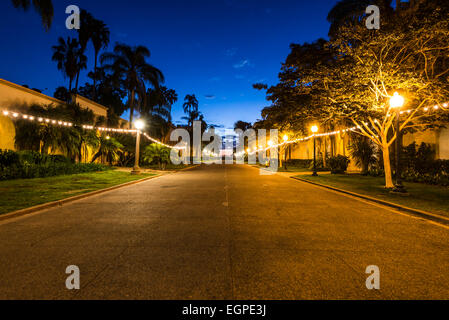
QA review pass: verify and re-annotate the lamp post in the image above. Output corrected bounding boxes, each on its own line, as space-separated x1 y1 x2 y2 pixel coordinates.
311 125 319 176
131 119 145 175
390 92 407 193
282 135 288 170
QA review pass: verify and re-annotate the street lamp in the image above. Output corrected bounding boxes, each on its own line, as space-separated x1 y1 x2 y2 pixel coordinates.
282 135 289 170
131 119 145 175
390 92 407 193
311 125 319 176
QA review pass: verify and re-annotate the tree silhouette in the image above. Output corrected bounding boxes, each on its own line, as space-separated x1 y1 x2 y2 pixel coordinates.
11 0 54 30
101 44 164 127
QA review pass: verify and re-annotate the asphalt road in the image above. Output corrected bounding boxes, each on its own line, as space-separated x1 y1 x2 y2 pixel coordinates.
1 164 449 299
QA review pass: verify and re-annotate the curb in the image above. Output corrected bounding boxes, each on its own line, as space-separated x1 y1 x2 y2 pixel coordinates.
0 174 162 222
177 164 200 171
291 176 449 226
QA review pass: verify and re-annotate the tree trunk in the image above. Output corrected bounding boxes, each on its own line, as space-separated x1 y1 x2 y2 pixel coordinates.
382 144 394 189
362 162 369 176
69 78 73 94
322 138 327 167
91 151 101 163
93 53 98 101
129 89 135 129
75 70 80 95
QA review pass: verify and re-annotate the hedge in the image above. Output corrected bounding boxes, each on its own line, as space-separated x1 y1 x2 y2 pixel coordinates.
0 150 111 181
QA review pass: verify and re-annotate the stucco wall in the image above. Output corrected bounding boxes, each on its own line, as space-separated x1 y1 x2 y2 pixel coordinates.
72 94 108 118
439 128 449 159
0 78 63 108
0 115 15 150
0 79 110 152
288 126 449 171
403 128 449 160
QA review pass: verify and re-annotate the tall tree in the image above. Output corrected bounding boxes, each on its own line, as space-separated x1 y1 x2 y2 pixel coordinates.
11 0 54 30
182 94 199 128
234 121 252 132
101 44 164 127
79 66 127 117
52 37 82 94
75 10 95 94
139 87 178 141
90 18 110 101
53 86 70 102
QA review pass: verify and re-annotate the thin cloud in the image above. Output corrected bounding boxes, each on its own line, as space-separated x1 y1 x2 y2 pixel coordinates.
205 95 216 100
233 59 252 69
225 48 238 57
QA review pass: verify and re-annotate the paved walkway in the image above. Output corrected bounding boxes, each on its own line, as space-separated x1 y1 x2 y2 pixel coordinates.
1 164 449 299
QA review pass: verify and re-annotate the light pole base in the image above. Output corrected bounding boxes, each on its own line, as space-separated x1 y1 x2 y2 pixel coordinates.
312 172 318 177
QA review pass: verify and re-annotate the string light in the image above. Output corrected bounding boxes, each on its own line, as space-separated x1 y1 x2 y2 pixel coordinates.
1 108 184 150
3 99 447 153
248 101 449 155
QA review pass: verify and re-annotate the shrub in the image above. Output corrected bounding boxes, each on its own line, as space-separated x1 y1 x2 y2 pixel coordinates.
0 149 110 181
308 158 330 172
142 144 171 170
348 135 377 175
370 143 449 186
0 150 20 169
328 155 350 174
285 159 313 168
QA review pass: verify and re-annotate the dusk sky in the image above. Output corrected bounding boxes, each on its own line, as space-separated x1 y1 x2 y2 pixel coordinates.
0 0 338 129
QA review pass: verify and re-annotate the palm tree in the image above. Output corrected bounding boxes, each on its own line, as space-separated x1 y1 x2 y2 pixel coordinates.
52 37 82 94
142 143 171 170
91 136 123 165
101 44 164 128
90 18 110 101
348 134 377 175
182 94 199 128
142 87 177 121
75 10 95 94
140 87 177 141
11 0 54 30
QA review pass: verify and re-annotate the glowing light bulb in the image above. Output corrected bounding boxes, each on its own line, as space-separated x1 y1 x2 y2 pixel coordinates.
390 92 405 108
134 119 145 130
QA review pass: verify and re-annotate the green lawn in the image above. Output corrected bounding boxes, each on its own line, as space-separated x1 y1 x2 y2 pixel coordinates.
0 170 155 215
297 173 449 217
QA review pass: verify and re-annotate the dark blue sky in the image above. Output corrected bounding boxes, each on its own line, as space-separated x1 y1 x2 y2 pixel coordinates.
0 0 338 129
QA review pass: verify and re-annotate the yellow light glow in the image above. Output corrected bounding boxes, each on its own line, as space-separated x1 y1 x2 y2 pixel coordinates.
268 140 274 147
134 119 145 130
283 135 288 142
311 125 319 133
390 92 404 108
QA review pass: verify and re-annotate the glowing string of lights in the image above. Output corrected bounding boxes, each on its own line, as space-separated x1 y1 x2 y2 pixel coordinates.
247 101 449 155
1 108 184 150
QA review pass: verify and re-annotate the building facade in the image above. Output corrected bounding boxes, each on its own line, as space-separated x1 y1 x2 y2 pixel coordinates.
0 78 109 151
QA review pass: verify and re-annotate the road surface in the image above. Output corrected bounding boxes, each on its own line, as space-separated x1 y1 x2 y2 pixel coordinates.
1 164 449 299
